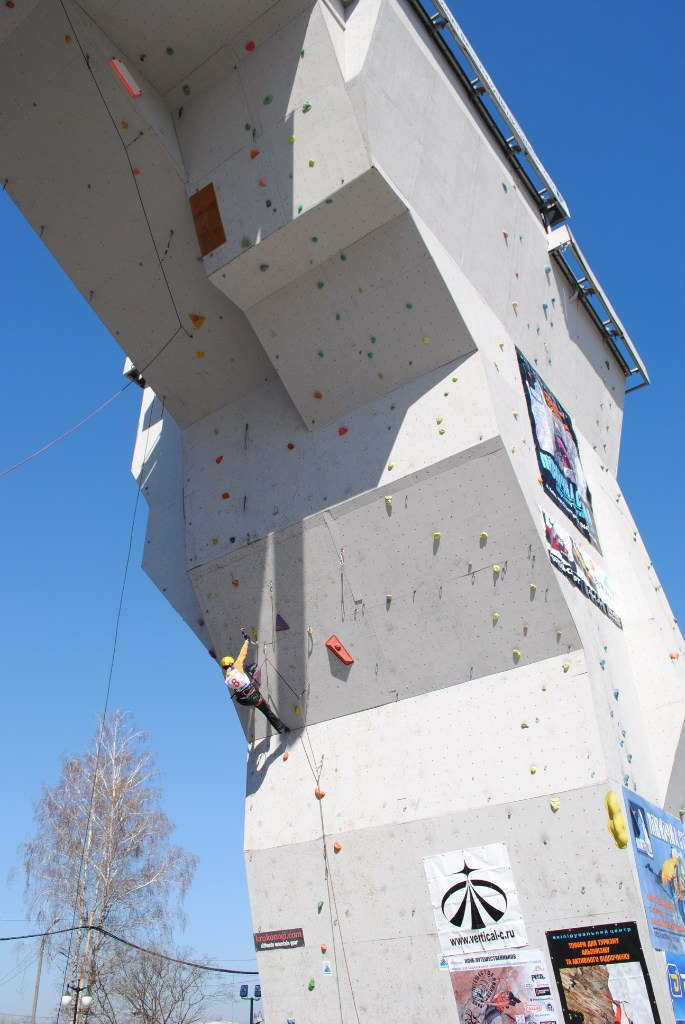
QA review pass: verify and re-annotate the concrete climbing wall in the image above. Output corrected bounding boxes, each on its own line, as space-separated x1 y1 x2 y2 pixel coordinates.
2 0 684 1023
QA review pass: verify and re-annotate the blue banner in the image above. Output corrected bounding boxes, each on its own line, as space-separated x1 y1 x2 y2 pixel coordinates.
666 953 685 1024
623 788 685 954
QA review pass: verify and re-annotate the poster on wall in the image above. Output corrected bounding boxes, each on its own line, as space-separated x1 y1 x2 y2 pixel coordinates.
541 508 622 629
665 953 685 1024
424 843 527 954
546 922 660 1024
446 948 560 1024
517 349 599 550
623 787 685 955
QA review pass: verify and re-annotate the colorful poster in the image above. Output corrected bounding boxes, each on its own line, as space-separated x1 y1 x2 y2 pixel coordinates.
541 508 622 629
424 843 527 954
623 788 685 954
517 349 599 549
446 948 560 1024
546 922 660 1024
665 953 685 1024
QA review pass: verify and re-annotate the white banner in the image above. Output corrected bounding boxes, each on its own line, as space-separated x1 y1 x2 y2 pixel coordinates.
446 948 560 1024
424 843 527 954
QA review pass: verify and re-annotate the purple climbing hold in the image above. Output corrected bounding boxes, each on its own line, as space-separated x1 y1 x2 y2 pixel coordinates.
276 614 290 632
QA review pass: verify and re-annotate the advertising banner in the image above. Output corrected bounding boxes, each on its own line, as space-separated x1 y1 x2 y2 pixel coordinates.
253 927 304 951
623 788 685 954
446 948 560 1024
541 508 622 629
665 953 685 1024
546 922 660 1024
517 349 599 549
424 843 527 955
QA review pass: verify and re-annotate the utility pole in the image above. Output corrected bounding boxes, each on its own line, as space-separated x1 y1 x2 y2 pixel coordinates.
29 933 47 1024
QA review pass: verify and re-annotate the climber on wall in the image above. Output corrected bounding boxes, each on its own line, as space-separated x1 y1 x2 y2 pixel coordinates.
221 630 289 735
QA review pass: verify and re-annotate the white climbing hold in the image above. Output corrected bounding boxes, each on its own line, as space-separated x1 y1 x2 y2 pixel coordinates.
562 662 570 672
493 564 502 574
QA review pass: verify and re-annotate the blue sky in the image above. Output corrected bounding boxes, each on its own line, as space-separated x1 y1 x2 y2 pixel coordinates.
1 3 683 1022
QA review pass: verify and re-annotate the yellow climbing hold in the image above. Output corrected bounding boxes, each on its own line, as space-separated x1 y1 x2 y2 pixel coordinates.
387 462 395 471
189 313 206 329
498 341 504 350
480 531 488 540
550 797 560 813
493 564 502 574
555 629 562 638
530 583 537 592
452 376 458 382
520 721 529 729
422 336 430 345
433 532 441 540
295 705 301 715
606 791 628 849
512 301 519 310
309 159 315 167
492 612 499 624
384 496 393 508
195 350 205 358
438 428 445 435
436 416 443 425
386 594 392 602
289 135 295 144
212 538 219 545
512 649 521 660
530 765 538 774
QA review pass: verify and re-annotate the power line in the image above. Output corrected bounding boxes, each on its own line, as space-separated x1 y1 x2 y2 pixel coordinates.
0 927 257 977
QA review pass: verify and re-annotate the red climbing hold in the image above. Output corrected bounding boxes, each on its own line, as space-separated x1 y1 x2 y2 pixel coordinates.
276 614 289 632
222 492 230 500
208 649 216 659
245 40 256 51
132 168 140 175
216 455 224 464
287 443 295 450
6 2 16 8
338 427 348 436
314 788 325 799
232 580 239 588
325 635 354 666
320 943 327 954
314 392 323 400
258 177 267 187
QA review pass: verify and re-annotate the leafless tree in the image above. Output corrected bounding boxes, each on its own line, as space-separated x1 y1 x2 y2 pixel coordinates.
19 711 198 1011
94 948 216 1024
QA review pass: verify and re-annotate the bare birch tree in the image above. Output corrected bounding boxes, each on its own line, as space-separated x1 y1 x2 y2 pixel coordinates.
19 711 197 1011
95 948 218 1024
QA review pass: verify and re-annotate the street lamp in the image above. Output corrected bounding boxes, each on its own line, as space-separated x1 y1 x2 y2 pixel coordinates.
239 983 261 1024
61 983 92 1024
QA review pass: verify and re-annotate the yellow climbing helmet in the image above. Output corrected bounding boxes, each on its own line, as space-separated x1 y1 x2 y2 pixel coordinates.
221 656 235 668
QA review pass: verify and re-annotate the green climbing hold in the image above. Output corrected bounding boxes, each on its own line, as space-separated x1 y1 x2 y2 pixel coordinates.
340 253 347 261
241 238 251 248
263 94 273 105
335 313 341 320
317 900 324 912
406 303 413 309
308 979 315 991
297 203 303 213
302 101 312 113
367 352 373 359
318 351 324 357
370 336 376 343
311 236 318 243
244 122 251 130
230 537 236 544
182 84 191 95
166 46 174 55
325 198 333 204
300 47 305 56
317 281 325 289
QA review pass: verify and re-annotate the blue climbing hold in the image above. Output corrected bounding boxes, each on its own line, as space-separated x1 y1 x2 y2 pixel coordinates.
276 614 290 632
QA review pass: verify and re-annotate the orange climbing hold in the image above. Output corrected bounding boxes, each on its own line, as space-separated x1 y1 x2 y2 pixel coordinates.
250 149 260 159
671 652 681 660
189 313 206 329
333 841 342 853
258 177 267 187
314 788 325 799
222 492 230 500
283 751 289 761
325 635 354 666
320 943 327 953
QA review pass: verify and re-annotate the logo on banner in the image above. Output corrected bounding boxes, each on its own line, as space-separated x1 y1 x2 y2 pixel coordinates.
668 963 683 999
441 862 508 929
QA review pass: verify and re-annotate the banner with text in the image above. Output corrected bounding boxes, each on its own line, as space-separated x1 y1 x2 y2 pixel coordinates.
546 922 660 1024
446 948 560 1024
624 787 685 955
541 508 622 629
424 843 527 955
665 952 685 1024
518 349 599 549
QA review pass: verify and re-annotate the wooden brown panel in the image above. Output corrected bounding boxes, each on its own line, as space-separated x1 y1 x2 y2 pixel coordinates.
189 183 227 256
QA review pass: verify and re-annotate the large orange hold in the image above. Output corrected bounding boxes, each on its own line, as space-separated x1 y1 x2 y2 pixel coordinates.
325 635 354 666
